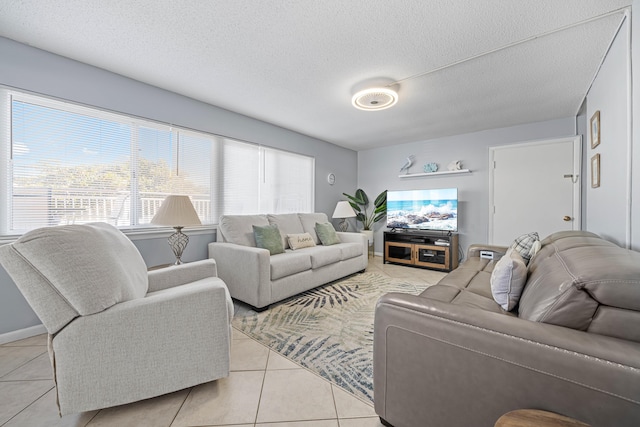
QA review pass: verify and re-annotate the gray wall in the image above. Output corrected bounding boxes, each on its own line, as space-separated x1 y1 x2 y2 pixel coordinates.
584 15 635 249
357 118 576 256
0 37 357 336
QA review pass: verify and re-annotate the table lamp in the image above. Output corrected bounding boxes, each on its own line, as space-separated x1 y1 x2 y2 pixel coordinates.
151 195 202 265
332 200 356 232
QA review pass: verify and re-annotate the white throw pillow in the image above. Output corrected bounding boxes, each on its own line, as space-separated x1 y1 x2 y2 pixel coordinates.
490 248 528 311
287 233 316 250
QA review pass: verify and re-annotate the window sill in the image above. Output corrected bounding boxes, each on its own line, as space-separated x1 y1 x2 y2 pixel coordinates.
0 225 217 245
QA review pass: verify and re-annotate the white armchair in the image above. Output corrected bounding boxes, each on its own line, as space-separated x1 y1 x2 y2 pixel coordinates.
0 222 233 415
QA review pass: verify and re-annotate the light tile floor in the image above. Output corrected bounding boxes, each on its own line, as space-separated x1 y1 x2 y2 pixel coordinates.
0 256 445 426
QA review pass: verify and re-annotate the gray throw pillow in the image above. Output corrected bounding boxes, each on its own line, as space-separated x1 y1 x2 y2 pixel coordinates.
253 224 285 255
490 248 527 311
315 222 341 246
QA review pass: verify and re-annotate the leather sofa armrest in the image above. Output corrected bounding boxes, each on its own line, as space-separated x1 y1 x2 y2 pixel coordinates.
374 293 640 427
208 242 271 308
467 243 509 258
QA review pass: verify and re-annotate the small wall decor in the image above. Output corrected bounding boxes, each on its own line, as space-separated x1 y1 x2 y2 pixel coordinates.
399 155 415 174
447 160 462 171
423 162 438 173
590 110 600 149
591 153 600 188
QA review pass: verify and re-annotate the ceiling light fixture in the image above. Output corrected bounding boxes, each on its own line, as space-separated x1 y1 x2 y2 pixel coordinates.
352 87 398 111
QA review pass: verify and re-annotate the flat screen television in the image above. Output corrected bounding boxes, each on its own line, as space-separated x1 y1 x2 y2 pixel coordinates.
386 188 458 231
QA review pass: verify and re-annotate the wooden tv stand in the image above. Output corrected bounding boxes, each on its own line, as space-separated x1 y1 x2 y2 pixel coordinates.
384 230 458 272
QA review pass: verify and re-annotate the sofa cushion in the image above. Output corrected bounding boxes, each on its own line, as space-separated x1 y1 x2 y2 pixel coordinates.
253 224 285 255
490 248 527 311
287 233 316 250
305 246 342 269
268 213 305 249
315 222 341 246
337 242 364 261
270 251 312 280
219 214 269 247
299 213 329 244
9 222 148 316
420 285 506 314
519 244 640 335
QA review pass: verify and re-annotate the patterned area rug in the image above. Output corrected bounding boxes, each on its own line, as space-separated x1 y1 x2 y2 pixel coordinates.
232 272 431 403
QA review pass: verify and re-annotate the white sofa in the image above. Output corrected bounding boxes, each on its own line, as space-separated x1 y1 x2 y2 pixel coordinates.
209 213 368 309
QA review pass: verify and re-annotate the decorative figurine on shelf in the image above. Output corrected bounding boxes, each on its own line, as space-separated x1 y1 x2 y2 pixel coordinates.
423 162 438 173
447 160 463 171
399 155 415 174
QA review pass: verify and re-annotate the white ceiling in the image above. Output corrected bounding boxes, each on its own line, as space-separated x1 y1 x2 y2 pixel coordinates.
0 0 631 151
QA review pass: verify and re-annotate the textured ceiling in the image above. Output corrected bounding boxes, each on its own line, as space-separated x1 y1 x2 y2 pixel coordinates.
0 0 631 150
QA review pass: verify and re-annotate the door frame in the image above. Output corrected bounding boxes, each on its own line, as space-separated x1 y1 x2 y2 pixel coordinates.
488 136 582 244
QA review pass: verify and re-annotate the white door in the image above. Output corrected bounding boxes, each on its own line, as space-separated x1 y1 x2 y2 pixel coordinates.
489 136 581 246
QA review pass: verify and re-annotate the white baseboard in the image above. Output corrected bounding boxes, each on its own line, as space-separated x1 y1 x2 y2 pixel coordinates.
0 324 47 345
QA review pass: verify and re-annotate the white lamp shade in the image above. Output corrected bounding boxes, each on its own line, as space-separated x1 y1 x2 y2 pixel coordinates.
332 201 356 219
151 195 202 227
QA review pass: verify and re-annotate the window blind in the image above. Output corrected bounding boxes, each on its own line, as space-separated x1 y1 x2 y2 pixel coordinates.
1 88 315 236
10 99 133 232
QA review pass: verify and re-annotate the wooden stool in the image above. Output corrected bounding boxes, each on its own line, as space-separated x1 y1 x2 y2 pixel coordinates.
495 409 591 427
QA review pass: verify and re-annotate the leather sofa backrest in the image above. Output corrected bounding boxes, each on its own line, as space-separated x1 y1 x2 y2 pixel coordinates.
528 230 613 274
519 233 640 342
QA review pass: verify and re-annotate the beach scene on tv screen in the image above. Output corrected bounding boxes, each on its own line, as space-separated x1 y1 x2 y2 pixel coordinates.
387 189 458 231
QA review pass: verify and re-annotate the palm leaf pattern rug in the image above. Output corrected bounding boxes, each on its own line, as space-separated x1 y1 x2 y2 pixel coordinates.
232 272 431 403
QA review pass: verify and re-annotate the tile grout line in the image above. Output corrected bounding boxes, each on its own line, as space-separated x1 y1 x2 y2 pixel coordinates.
252 350 269 426
0 383 54 427
167 386 192 427
0 348 48 380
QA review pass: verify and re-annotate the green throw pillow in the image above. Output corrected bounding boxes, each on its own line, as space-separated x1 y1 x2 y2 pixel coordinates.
315 222 341 246
253 224 285 255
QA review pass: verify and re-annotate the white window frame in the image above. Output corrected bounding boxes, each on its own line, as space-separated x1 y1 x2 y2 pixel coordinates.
0 88 315 238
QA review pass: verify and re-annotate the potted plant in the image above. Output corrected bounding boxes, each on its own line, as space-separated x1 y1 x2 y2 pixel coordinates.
343 189 387 244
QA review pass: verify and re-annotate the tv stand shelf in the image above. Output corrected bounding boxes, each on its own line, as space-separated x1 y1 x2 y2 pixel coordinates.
384 230 458 272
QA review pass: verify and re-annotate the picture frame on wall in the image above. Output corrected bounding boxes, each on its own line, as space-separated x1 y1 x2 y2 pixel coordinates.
591 153 600 188
590 110 600 149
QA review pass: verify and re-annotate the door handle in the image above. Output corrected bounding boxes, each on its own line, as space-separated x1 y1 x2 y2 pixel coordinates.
563 216 572 222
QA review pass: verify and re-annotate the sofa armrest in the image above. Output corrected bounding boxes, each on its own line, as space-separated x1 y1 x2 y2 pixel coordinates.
147 259 218 293
374 293 640 427
208 242 271 308
336 231 368 251
467 243 509 258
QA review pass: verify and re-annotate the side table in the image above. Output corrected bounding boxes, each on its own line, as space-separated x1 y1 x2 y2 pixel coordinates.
495 409 591 427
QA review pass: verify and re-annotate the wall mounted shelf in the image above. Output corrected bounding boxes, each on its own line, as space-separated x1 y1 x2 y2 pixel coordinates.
398 169 471 179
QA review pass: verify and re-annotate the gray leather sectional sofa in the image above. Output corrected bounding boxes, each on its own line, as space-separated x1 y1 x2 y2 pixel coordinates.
374 230 640 427
209 212 368 309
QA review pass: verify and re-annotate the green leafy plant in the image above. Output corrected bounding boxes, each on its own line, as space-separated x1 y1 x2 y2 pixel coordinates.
343 189 387 230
